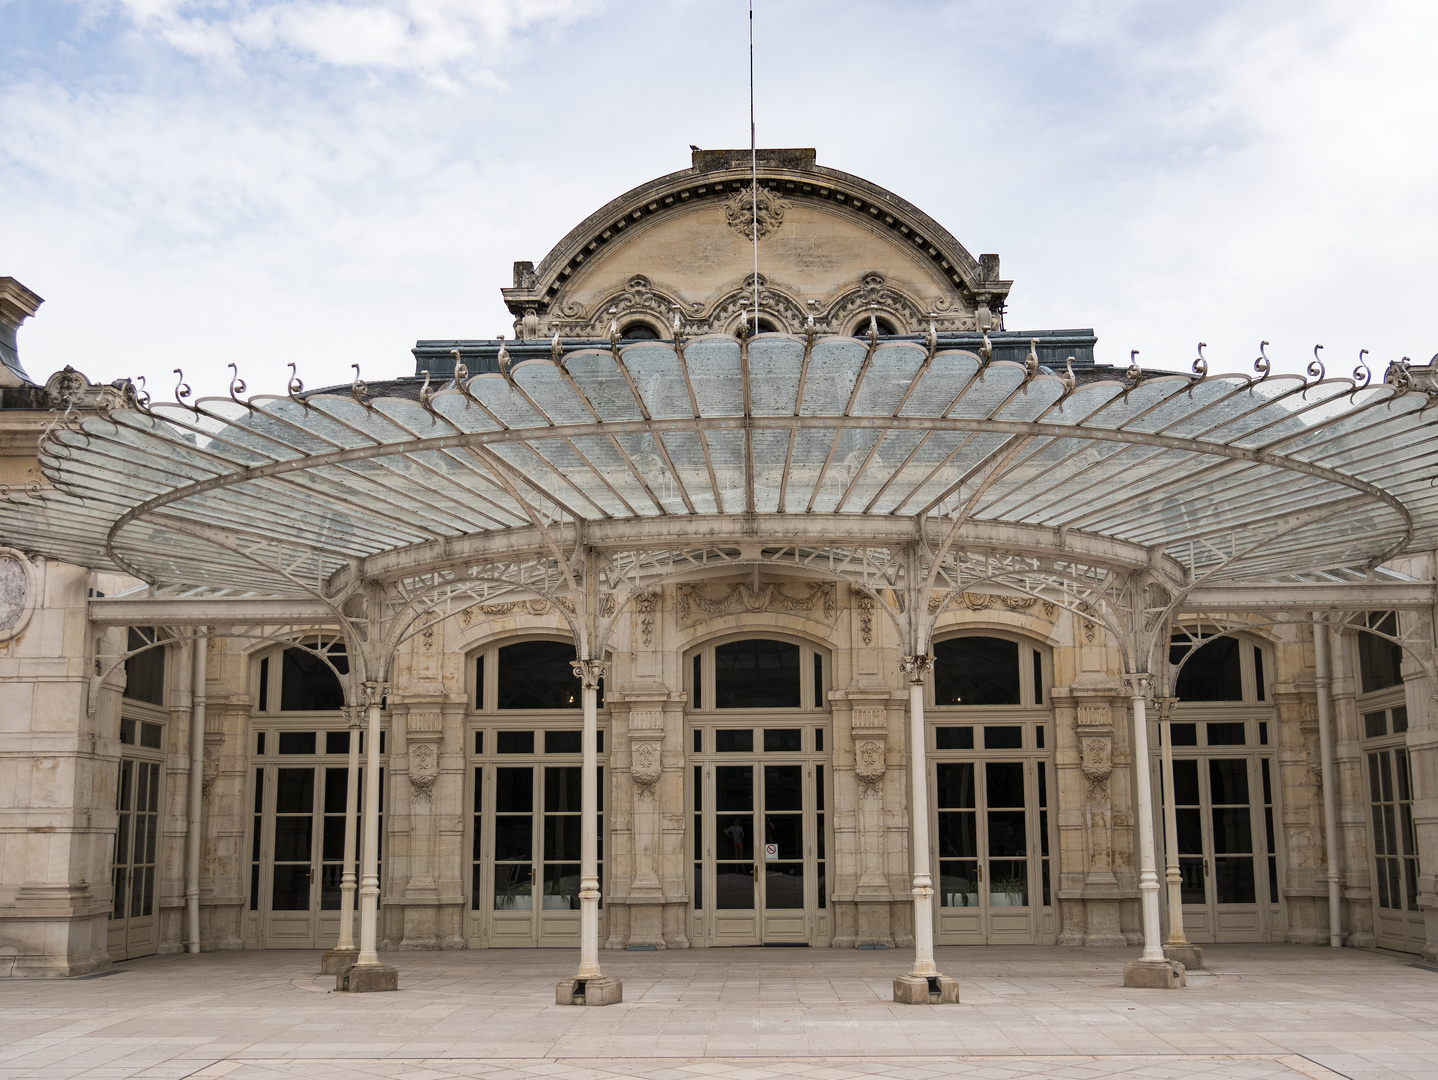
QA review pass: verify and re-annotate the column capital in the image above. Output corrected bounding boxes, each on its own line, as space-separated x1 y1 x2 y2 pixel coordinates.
900 654 933 684
571 658 609 688
1153 695 1177 721
1120 672 1152 698
359 681 390 708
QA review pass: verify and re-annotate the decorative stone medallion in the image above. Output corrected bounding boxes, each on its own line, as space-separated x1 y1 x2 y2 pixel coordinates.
0 548 34 641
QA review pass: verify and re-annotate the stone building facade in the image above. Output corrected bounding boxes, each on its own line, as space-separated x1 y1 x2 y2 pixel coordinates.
1 151 1436 978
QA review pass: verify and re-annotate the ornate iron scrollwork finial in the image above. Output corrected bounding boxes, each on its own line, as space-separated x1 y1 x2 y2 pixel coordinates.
496 335 513 382
227 364 246 405
1024 338 1039 378
286 361 304 398
925 313 938 363
173 369 191 407
1308 344 1326 381
1127 350 1143 382
1254 340 1271 379
979 324 992 363
1353 348 1372 389
350 363 369 407
672 305 685 347
1062 356 1076 391
1193 342 1208 377
418 368 435 410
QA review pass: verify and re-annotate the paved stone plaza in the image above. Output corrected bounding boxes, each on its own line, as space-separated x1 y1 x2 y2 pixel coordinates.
1 945 1435 1080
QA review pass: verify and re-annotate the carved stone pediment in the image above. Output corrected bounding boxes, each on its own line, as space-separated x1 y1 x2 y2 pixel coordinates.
676 581 835 627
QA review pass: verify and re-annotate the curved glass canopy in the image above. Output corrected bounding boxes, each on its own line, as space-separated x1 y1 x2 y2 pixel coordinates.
4 336 1436 596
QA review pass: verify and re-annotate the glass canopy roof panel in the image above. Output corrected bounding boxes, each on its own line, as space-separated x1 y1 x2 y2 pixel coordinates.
746 336 804 416
808 428 882 513
619 343 696 420
431 389 505 433
799 339 867 415
658 430 721 514
851 343 927 416
469 372 552 427
304 395 422 446
483 439 617 519
893 431 1017 515
781 428 840 512
682 337 744 417
702 429 747 514
611 433 687 515
1044 382 1127 427
899 352 980 417
1082 377 1194 431
749 428 793 513
992 377 1066 423
565 434 658 515
867 430 972 516
945 362 1027 420
841 429 930 514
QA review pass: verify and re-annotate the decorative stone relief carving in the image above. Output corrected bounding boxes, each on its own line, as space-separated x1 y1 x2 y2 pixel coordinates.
458 596 571 625
855 592 875 646
929 590 1052 617
408 742 438 802
630 740 662 800
854 739 886 799
1079 736 1113 800
0 547 38 642
676 581 835 627
632 589 660 646
720 185 788 240
200 745 220 800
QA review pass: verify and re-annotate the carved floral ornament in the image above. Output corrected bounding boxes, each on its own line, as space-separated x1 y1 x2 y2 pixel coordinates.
720 184 789 241
676 581 836 627
853 739 886 799
408 742 439 801
630 740 662 800
928 590 1058 621
1079 736 1113 801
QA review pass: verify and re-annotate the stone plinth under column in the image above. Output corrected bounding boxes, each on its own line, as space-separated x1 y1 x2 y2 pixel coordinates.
336 963 399 992
320 947 359 975
892 973 960 1004
1163 944 1203 970
1122 958 1186 988
556 976 623 1005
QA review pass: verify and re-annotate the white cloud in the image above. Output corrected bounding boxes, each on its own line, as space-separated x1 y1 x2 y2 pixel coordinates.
106 0 597 69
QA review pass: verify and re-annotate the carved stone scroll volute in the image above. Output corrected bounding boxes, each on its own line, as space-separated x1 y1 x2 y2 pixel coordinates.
854 739 886 799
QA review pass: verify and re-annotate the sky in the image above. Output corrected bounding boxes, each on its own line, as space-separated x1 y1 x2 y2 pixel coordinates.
1 0 1435 398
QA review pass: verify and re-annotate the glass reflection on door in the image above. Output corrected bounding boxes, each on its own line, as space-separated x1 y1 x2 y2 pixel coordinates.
715 765 754 909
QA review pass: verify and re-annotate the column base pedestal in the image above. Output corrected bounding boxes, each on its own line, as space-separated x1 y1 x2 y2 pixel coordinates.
320 947 359 975
1162 944 1203 970
892 973 960 1004
337 963 399 992
1122 959 1186 989
556 975 623 1006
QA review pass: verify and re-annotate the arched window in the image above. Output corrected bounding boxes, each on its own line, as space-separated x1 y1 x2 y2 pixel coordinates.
253 642 348 713
852 315 898 337
123 627 166 706
620 322 660 340
688 637 827 711
471 639 602 711
1169 632 1266 703
933 635 1046 707
1358 612 1404 694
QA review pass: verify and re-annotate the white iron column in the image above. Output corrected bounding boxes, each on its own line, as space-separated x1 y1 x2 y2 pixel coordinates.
1156 695 1197 965
356 681 386 967
338 705 363 951
575 658 608 979
903 654 937 979
185 633 206 954
1125 674 1166 962
1313 618 1344 946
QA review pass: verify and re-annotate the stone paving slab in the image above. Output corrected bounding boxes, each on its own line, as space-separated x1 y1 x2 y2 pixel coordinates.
0 945 1435 1080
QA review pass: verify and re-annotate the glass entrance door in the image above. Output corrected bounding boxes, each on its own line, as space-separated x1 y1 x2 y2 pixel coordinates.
246 729 377 949
1365 734 1425 952
1171 756 1270 941
933 756 1051 944
692 728 826 946
473 763 603 947
108 758 161 960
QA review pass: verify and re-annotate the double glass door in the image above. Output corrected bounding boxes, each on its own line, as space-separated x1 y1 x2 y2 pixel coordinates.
933 755 1052 944
247 750 376 948
108 757 161 960
691 741 827 945
1169 755 1275 941
1364 717 1425 952
472 763 602 947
